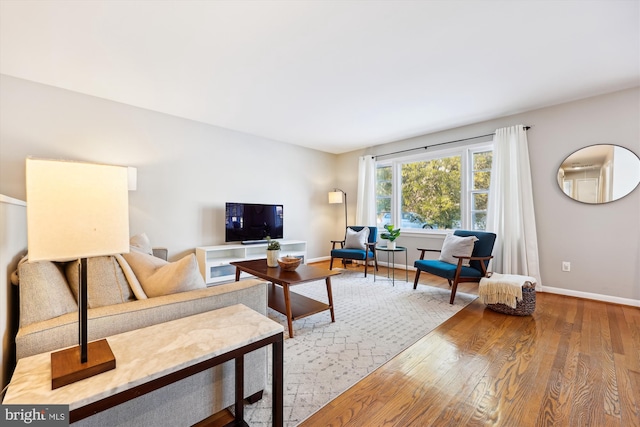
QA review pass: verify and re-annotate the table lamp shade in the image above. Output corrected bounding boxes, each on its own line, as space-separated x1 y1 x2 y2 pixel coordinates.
26 158 130 262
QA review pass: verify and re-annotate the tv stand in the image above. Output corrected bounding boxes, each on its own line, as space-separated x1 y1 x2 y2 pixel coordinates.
196 240 307 285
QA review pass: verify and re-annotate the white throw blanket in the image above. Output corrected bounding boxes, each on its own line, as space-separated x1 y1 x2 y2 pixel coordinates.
478 273 537 309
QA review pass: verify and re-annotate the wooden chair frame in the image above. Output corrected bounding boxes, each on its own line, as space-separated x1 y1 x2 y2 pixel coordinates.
413 248 493 304
330 239 378 277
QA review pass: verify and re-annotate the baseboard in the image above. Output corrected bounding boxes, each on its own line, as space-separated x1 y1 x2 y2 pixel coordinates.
308 256 331 263
310 256 640 308
538 285 640 307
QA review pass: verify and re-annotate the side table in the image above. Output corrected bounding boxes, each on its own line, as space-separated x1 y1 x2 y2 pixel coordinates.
375 246 408 285
3 304 284 426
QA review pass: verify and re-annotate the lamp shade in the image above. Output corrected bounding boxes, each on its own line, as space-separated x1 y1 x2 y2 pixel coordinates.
26 158 130 262
328 191 344 204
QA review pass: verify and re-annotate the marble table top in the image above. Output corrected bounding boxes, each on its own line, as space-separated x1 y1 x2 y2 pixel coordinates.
3 304 284 410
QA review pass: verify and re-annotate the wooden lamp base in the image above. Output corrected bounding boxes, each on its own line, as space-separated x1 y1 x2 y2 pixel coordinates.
51 339 116 389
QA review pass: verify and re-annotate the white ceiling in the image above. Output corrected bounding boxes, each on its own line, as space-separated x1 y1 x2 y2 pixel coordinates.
1 1 638 154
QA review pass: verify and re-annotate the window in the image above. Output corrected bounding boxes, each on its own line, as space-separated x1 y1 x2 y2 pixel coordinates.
376 165 392 226
376 143 492 232
470 150 492 230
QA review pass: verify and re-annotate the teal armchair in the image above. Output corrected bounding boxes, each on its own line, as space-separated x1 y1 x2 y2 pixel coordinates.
330 226 378 277
413 230 496 304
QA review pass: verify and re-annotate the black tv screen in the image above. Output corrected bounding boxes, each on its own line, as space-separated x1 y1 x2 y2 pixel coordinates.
225 202 284 243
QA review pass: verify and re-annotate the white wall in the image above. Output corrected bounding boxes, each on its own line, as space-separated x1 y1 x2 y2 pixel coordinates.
0 74 340 261
0 195 27 389
342 87 640 303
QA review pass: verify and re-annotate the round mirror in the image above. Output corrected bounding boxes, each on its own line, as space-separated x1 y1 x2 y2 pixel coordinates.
557 144 640 204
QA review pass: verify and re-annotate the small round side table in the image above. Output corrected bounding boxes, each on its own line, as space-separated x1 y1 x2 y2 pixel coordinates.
374 246 408 285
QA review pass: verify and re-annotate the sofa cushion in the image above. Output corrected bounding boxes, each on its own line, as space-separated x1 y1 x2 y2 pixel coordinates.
18 259 77 327
66 256 135 308
122 250 206 297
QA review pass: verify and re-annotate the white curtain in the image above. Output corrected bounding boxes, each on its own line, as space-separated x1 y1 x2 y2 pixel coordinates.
487 125 542 285
355 156 377 226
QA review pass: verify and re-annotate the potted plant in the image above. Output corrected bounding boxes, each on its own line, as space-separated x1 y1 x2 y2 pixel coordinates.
380 224 401 249
266 236 281 267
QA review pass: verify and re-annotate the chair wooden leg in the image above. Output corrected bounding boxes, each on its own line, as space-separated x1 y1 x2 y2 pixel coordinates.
413 270 421 289
450 267 463 304
329 258 334 270
364 259 368 277
450 280 458 304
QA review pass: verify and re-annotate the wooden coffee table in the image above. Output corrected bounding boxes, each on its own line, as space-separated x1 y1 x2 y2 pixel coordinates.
231 259 341 337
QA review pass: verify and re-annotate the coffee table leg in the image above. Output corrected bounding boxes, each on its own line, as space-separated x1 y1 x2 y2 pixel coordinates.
326 277 335 323
234 266 241 282
282 284 294 338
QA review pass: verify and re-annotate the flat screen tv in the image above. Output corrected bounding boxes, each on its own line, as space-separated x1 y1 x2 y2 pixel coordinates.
225 202 284 243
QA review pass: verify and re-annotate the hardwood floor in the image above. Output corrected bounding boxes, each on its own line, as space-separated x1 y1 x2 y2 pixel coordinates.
299 261 640 427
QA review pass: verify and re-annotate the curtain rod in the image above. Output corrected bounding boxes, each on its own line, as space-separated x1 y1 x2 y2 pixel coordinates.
374 126 530 159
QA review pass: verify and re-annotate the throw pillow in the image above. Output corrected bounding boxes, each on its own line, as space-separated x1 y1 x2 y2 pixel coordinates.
17 259 77 327
66 256 135 308
344 227 370 250
114 253 148 300
439 233 478 266
122 250 206 298
130 233 154 255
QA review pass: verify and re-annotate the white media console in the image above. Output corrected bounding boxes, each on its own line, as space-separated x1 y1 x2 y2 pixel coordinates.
196 240 307 285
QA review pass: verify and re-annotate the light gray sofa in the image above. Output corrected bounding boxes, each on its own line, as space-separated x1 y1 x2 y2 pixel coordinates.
14 246 268 426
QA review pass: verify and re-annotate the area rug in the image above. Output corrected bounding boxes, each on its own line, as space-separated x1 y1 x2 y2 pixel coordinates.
242 269 476 426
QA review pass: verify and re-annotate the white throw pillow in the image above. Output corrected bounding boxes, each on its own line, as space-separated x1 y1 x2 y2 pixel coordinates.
439 234 478 266
344 227 370 250
114 253 148 300
122 250 206 298
130 233 154 255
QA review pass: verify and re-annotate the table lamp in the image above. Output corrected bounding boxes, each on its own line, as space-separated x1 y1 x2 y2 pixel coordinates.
26 158 130 389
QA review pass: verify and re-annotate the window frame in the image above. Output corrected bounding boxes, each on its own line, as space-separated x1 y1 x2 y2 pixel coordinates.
468 148 493 231
376 141 494 235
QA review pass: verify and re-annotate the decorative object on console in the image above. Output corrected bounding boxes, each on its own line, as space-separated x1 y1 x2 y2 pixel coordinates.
328 188 348 232
266 237 281 267
26 158 130 389
277 256 301 271
380 224 401 250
